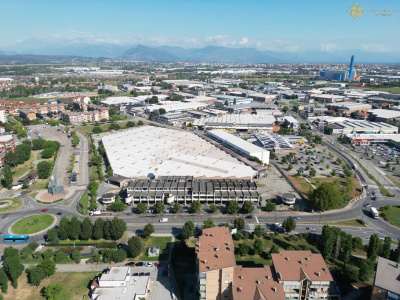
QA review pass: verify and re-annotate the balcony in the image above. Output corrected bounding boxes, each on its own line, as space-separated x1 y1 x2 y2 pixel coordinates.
200 279 206 285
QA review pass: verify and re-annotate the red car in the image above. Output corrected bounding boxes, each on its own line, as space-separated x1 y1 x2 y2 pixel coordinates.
41 209 48 212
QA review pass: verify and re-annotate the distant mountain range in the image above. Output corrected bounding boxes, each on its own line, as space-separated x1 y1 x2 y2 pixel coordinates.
1 43 400 64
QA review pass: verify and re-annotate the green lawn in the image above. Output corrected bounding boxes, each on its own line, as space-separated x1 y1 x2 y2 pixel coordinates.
12 151 35 179
138 236 172 261
380 206 400 228
11 214 55 234
76 121 131 135
77 190 89 215
361 87 400 94
3 271 99 300
0 198 23 213
306 219 366 227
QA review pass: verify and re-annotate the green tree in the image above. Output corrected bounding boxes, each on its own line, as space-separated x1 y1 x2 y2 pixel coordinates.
143 223 154 238
1 165 13 189
103 219 111 240
42 147 55 158
46 228 58 242
28 267 43 287
92 218 104 240
319 225 335 260
254 225 264 237
359 259 374 282
343 265 359 282
136 202 147 214
54 251 67 263
59 217 70 240
331 169 337 176
309 169 317 177
41 249 53 260
282 216 296 233
109 123 120 131
190 201 201 213
234 217 245 231
282 106 289 113
288 164 293 171
254 239 263 255
110 217 127 240
42 283 62 300
128 236 142 258
32 138 46 150
210 204 218 213
154 202 165 213
238 243 249 256
37 161 52 179
203 218 215 229
138 120 144 126
71 250 81 263
68 216 81 240
108 202 127 212
381 236 392 259
72 135 80 147
226 201 239 214
173 202 182 213
352 237 364 250
0 268 8 293
242 201 254 214
367 234 381 261
126 121 136 128
92 126 103 134
309 182 341 211
181 222 195 240
80 217 93 240
265 201 276 212
39 259 56 278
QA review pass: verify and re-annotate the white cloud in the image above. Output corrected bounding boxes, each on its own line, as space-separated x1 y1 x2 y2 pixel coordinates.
361 44 391 52
239 37 249 45
320 44 339 52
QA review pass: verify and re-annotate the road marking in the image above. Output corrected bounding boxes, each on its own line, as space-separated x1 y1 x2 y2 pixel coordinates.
255 216 259 224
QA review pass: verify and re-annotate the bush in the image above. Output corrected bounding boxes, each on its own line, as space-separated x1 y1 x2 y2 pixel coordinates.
265 201 276 212
55 251 67 263
108 202 127 212
95 241 117 249
356 219 365 225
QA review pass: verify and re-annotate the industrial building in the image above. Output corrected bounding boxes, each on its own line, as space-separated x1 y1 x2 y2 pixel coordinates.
207 130 269 165
332 120 398 135
126 177 259 205
368 109 400 122
193 114 276 132
311 94 345 103
145 101 206 113
211 94 253 107
101 126 257 179
254 133 294 151
326 102 372 114
345 133 400 146
319 55 356 81
226 102 278 114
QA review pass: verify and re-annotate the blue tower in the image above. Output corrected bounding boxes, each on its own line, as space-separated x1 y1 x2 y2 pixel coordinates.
348 55 355 81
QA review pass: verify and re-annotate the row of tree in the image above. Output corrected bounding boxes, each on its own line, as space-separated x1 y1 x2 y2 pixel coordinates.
50 216 127 242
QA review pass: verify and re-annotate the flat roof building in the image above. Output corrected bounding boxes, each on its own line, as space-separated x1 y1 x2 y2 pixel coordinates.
101 126 257 179
335 120 398 135
369 109 400 122
371 257 400 300
254 133 294 151
193 114 276 132
207 130 269 165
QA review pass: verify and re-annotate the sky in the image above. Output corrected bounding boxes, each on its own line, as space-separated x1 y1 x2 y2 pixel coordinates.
1 0 399 53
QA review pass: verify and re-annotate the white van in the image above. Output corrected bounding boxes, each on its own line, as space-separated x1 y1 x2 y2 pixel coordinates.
159 218 168 223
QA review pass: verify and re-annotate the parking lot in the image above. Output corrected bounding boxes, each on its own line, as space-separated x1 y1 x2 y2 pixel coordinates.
353 144 400 173
128 263 176 300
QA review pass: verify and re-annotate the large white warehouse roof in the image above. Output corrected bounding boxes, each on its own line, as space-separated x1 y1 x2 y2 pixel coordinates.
101 126 256 179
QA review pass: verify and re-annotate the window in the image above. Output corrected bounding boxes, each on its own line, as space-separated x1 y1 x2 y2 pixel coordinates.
225 274 229 278
224 281 229 284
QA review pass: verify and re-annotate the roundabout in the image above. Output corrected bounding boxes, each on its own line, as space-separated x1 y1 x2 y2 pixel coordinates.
9 214 57 235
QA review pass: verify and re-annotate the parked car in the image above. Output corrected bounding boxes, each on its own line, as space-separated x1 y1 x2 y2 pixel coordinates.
306 227 316 231
41 209 48 213
155 262 163 267
364 203 371 207
125 262 136 267
294 216 301 220
145 262 153 267
57 212 62 215
136 262 144 267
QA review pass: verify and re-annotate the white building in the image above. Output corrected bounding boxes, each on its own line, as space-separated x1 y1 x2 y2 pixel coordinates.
91 267 149 300
207 130 269 165
0 110 6 123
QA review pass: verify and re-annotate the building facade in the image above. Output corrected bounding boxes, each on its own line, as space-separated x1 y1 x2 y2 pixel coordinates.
0 135 15 166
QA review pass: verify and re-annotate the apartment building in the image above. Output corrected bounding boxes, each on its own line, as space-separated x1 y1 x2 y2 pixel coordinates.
196 227 237 300
126 177 259 205
19 108 37 120
371 257 400 300
271 250 334 300
196 227 286 300
0 135 15 166
0 109 6 123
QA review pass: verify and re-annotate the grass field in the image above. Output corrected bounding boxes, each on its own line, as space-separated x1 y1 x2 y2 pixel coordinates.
77 190 89 215
2 271 99 300
138 236 172 261
380 206 400 228
0 198 23 213
360 87 400 94
11 214 55 234
289 176 362 200
12 151 35 179
305 219 366 227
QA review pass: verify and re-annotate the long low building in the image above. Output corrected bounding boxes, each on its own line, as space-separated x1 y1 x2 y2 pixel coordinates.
126 177 259 205
207 130 269 164
333 120 398 135
101 126 257 179
193 114 276 132
345 133 400 146
255 133 294 151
